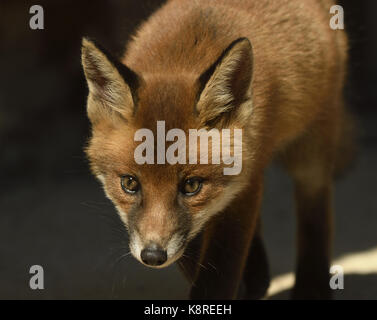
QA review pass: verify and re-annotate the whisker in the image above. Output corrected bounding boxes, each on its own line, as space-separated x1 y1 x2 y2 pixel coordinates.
109 250 132 299
207 262 217 271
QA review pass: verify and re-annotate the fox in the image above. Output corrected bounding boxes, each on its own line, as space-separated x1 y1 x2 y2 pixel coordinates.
81 0 354 299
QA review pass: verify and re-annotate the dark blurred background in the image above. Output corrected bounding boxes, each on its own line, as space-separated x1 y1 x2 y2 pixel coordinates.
0 1 376 299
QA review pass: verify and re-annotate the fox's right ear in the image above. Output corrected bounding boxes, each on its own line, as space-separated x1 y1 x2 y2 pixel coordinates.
81 38 139 124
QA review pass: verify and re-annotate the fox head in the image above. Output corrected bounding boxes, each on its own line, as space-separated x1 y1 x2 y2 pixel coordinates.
81 37 255 268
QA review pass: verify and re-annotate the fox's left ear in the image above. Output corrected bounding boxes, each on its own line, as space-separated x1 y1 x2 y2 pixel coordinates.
81 38 139 124
197 38 253 126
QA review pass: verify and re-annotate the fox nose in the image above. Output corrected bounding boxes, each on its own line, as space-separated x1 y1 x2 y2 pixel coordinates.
140 244 167 266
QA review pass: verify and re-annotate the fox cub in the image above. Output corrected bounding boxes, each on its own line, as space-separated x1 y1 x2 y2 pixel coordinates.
82 0 353 299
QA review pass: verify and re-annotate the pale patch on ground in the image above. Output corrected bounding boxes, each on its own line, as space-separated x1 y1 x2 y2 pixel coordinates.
268 246 377 298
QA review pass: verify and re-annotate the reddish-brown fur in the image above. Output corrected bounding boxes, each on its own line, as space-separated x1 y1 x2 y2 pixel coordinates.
82 0 353 299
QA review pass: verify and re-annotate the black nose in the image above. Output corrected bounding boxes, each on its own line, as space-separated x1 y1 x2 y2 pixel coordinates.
140 244 167 266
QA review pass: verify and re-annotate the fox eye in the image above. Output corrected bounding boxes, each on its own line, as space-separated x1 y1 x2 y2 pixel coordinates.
121 175 140 194
180 177 203 196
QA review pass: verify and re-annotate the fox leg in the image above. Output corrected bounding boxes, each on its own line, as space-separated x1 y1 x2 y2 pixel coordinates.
242 217 270 299
292 177 333 299
179 178 263 300
280 117 340 299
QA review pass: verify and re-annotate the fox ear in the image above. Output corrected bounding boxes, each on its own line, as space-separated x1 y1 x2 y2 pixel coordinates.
81 38 139 124
197 38 253 126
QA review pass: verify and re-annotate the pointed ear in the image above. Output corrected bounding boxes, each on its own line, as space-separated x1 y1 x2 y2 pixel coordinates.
81 38 139 124
197 38 253 126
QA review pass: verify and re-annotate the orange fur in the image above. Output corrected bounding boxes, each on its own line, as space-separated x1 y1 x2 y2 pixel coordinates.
82 0 352 299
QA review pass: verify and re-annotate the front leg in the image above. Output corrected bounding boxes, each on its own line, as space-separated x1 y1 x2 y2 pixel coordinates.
187 179 263 300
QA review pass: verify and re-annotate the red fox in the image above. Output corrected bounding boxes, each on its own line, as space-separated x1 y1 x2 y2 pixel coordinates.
81 0 354 299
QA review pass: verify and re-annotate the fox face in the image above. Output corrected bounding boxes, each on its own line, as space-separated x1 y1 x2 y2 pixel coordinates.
82 37 255 268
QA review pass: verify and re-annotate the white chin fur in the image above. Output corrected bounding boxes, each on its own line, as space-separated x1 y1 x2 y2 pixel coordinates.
129 232 185 269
